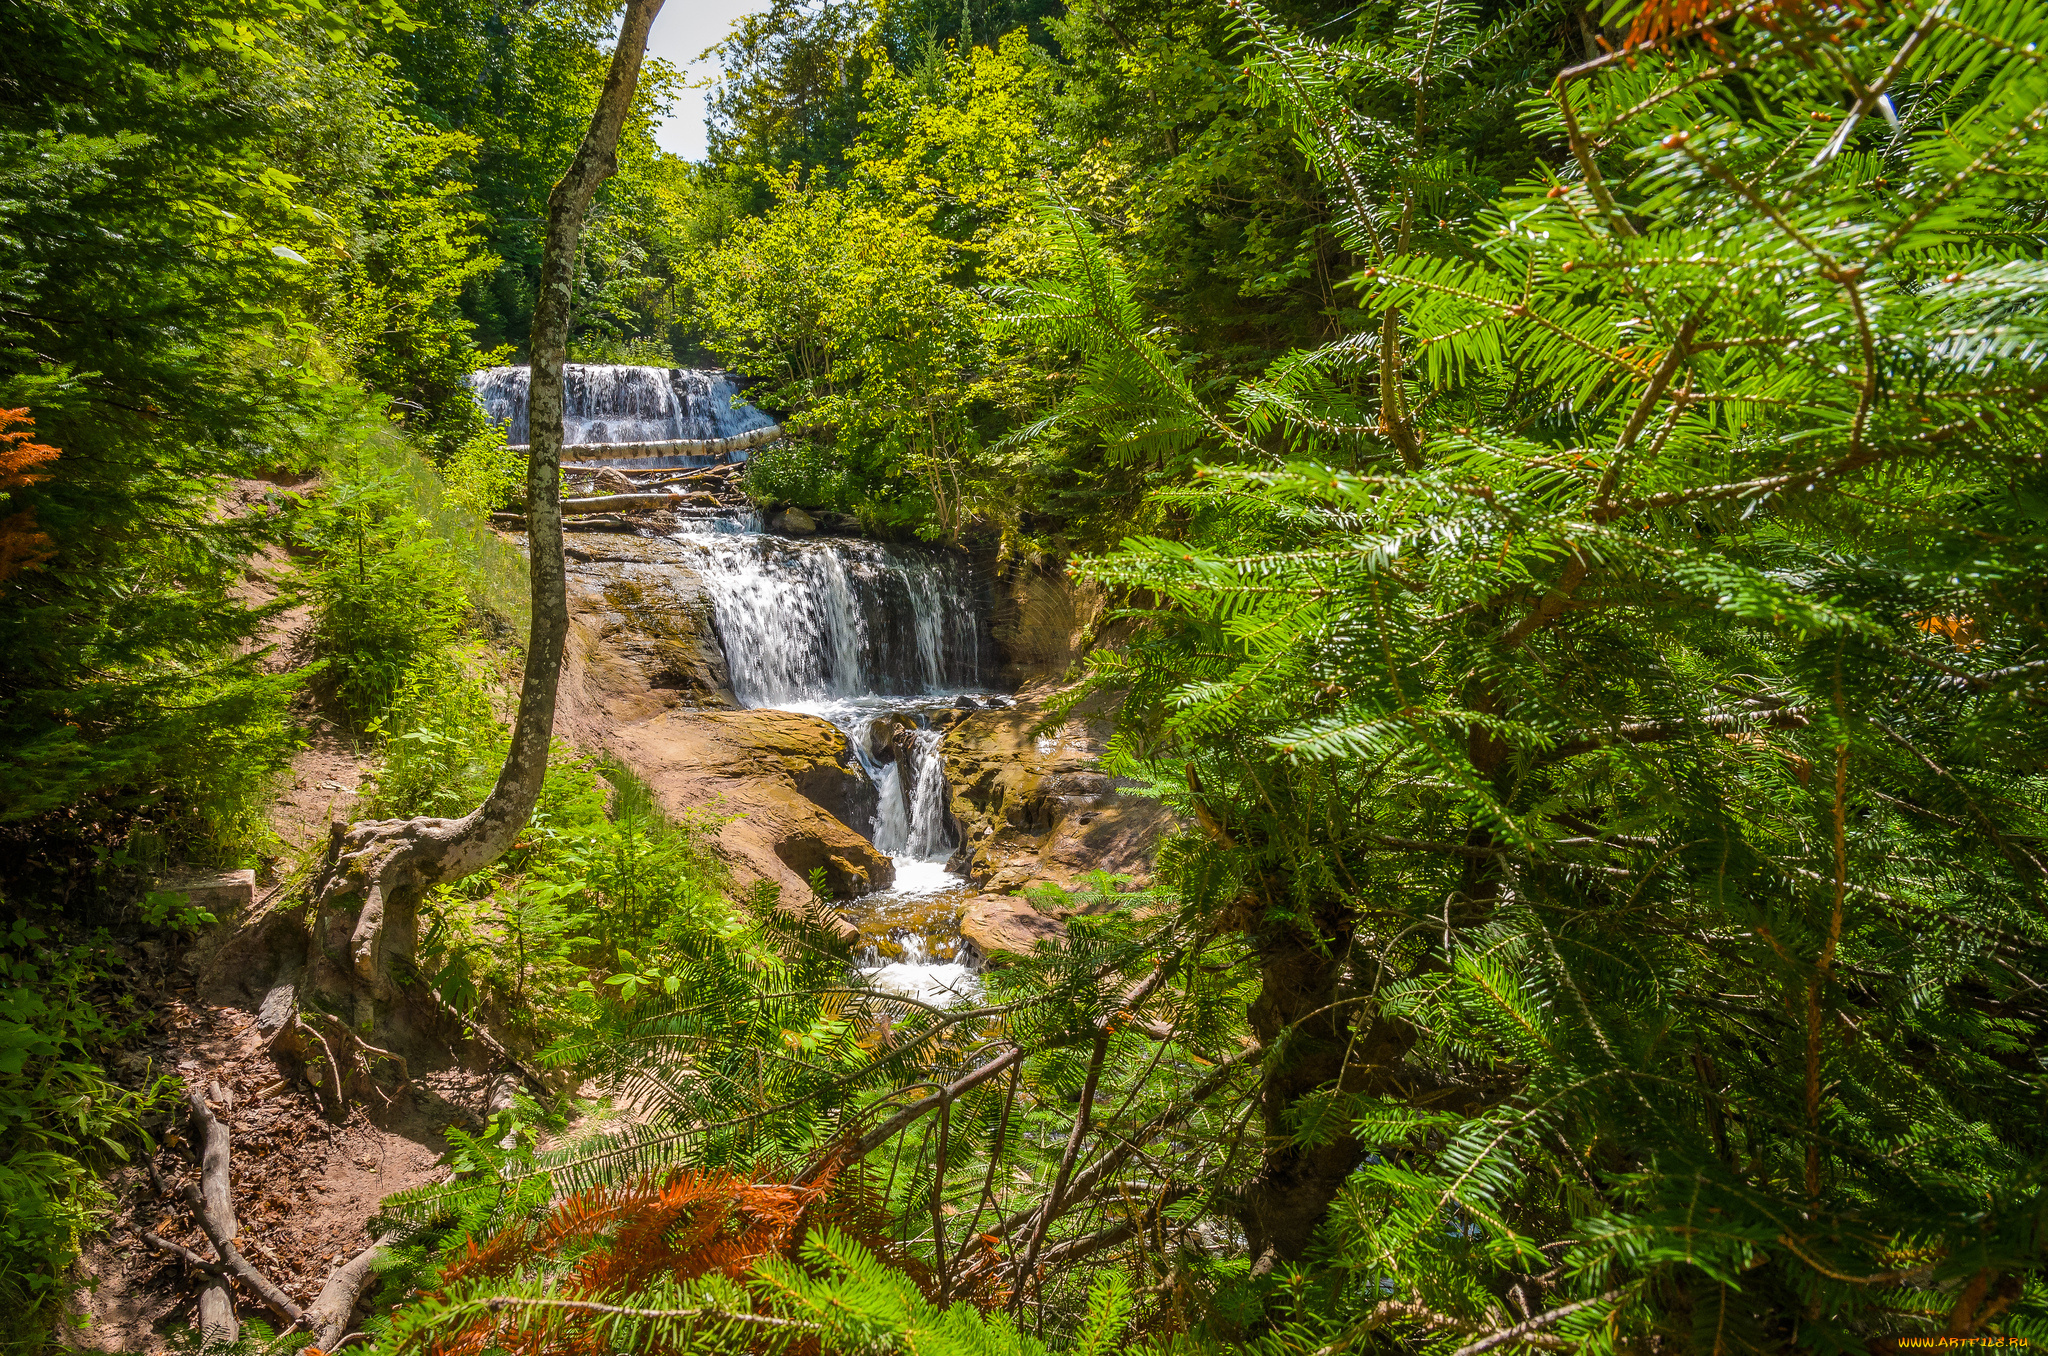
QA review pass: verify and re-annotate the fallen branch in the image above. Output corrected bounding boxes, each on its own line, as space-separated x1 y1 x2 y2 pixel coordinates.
305 1230 402 1353
515 423 781 461
489 512 638 533
142 1230 227 1274
178 1086 305 1329
189 1084 240 1344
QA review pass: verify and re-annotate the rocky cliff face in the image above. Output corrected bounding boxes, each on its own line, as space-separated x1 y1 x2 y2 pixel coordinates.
557 534 735 724
609 709 893 906
941 688 1180 959
550 536 886 924
984 559 1107 688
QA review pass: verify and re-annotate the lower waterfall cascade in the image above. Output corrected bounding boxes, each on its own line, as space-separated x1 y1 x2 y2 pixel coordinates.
670 509 994 1006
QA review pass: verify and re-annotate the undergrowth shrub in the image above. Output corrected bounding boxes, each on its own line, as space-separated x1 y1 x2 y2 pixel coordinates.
415 754 731 1050
367 644 508 818
440 419 524 518
298 418 527 729
0 918 169 1348
743 436 848 511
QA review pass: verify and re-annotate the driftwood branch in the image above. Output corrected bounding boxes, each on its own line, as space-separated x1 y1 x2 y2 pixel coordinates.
558 491 717 513
511 423 780 461
176 1086 305 1329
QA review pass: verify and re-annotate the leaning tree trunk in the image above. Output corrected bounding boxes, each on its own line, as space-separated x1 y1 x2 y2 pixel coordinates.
308 0 668 1010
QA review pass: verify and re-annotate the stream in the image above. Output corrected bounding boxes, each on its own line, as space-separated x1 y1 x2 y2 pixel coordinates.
472 363 994 1004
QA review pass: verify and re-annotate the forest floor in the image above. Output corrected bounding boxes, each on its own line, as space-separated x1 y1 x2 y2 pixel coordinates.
66 481 497 1352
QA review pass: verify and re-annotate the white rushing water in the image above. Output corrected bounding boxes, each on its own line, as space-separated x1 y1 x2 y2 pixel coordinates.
664 509 992 1005
467 365 775 451
674 532 982 709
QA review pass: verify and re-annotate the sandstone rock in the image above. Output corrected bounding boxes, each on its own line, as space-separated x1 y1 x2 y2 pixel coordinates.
987 562 1109 687
771 507 817 535
959 893 1064 962
555 534 737 734
608 709 892 918
793 750 879 835
941 691 1180 896
157 869 256 919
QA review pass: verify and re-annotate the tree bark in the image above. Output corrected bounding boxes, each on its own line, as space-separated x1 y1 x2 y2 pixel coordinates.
309 0 668 1001
189 1086 239 1346
1237 899 1377 1273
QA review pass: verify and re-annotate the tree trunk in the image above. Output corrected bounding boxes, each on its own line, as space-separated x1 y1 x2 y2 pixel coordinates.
1237 899 1374 1273
309 0 668 1006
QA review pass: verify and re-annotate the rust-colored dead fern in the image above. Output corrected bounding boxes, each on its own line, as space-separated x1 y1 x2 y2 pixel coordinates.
1620 0 1863 53
413 1148 918 1356
0 408 58 583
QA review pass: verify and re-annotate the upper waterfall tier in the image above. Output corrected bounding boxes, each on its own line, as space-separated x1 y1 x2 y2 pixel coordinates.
466 365 776 447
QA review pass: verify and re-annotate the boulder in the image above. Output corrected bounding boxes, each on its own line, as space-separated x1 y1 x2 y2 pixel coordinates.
157 869 256 919
770 507 817 536
959 893 1065 962
607 709 893 923
793 751 879 835
941 690 1180 895
865 717 898 763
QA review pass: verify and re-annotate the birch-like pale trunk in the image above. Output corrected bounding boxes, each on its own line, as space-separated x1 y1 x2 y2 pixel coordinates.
311 0 667 997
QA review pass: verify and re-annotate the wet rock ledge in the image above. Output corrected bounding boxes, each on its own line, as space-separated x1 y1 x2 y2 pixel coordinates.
942 689 1179 961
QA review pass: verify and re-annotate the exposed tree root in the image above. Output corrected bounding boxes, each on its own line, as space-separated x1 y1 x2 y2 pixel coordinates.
303 1231 405 1352
144 1087 306 1335
265 991 415 1122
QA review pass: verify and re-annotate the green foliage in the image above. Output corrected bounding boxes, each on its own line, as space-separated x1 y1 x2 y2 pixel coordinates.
1017 0 2048 1344
0 0 519 880
297 415 527 729
375 0 686 356
705 1 878 186
683 174 1031 538
412 754 732 1048
367 644 508 818
0 919 168 1347
138 890 219 935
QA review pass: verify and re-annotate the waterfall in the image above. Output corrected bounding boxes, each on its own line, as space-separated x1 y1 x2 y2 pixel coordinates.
867 728 950 860
524 365 990 1002
902 729 951 859
672 522 981 874
675 533 982 708
466 365 775 447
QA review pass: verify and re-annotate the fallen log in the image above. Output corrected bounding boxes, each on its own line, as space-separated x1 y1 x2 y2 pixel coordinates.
556 491 716 512
526 423 780 462
490 512 639 533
